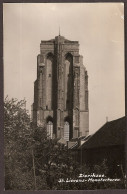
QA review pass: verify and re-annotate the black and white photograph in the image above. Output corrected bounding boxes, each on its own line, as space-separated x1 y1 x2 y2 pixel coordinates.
3 2 125 190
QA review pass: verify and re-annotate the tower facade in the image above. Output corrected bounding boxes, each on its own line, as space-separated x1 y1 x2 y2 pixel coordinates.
32 35 89 140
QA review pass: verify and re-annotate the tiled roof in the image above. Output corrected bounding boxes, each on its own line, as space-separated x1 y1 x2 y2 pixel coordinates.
69 135 92 149
58 138 67 145
79 117 126 149
69 142 78 149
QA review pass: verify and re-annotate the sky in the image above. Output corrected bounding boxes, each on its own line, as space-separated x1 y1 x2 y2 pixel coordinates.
3 3 125 134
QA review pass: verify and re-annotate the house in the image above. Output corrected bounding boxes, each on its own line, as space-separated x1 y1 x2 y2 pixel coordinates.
72 117 126 175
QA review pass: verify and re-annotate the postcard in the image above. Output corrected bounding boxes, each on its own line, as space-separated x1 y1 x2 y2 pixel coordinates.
3 2 125 190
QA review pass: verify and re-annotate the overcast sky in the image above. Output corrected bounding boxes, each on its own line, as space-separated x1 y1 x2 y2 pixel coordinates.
3 3 125 134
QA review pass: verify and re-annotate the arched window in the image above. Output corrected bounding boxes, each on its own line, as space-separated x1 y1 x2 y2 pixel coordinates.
64 121 70 141
47 121 53 139
46 53 54 109
64 53 73 110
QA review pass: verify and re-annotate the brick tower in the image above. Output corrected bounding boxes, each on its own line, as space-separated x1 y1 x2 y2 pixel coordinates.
31 35 89 140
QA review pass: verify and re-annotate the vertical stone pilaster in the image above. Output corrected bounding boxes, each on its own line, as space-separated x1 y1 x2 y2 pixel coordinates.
32 36 89 140
85 70 88 111
73 67 80 109
73 66 80 138
55 36 65 136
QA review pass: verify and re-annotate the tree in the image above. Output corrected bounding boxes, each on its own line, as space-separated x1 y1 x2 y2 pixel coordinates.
32 127 125 190
32 126 80 190
4 97 80 190
4 96 125 190
4 96 34 190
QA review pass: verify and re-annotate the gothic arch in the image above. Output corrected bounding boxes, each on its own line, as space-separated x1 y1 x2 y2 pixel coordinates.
64 116 70 123
46 116 53 123
46 52 54 59
65 52 73 59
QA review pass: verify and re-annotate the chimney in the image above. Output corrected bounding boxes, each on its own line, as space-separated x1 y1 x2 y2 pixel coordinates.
106 116 108 123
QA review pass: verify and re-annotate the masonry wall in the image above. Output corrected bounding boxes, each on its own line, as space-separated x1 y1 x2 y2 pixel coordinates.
32 36 89 140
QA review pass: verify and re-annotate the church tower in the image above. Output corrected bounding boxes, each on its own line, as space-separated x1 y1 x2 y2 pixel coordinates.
31 35 89 140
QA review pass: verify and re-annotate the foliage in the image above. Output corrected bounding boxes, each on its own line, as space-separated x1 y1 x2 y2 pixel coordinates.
31 126 80 189
4 96 34 190
4 97 125 190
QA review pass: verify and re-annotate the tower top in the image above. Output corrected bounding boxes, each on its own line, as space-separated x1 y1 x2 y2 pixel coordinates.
40 36 79 45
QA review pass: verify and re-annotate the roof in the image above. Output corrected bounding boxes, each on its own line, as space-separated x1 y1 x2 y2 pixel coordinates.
69 142 78 149
69 135 92 149
58 137 67 145
79 117 126 150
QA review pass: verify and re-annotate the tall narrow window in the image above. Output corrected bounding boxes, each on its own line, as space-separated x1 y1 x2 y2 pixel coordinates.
64 53 73 110
46 53 54 109
64 121 70 141
47 121 53 139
